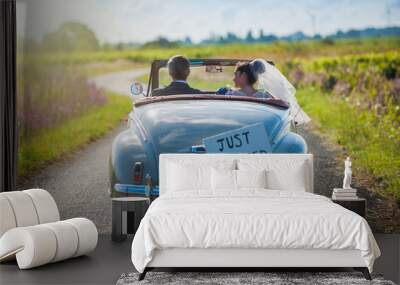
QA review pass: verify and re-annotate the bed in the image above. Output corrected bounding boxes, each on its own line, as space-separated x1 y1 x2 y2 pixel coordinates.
131 154 380 280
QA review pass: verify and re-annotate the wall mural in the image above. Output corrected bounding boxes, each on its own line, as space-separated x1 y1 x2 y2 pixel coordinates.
15 0 400 237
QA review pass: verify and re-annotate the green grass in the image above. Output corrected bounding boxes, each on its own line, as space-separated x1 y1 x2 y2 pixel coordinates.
297 87 400 203
26 37 400 65
18 92 131 177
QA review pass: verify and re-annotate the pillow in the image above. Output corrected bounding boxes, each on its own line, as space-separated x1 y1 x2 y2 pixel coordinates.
236 169 267 189
266 165 307 191
167 162 208 192
211 168 267 191
238 159 309 191
167 160 235 192
211 168 236 190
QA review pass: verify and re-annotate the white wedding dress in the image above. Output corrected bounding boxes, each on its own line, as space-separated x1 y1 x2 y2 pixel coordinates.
255 59 311 125
222 59 310 125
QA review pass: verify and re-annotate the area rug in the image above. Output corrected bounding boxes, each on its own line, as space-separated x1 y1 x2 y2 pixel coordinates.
116 271 395 285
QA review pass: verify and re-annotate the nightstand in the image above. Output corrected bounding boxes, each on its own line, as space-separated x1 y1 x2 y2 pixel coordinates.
112 197 149 242
332 198 366 218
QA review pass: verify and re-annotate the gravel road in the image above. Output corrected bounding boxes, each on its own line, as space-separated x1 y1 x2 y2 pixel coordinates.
89 69 148 97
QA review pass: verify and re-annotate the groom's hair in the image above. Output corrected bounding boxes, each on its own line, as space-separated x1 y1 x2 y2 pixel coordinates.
167 55 190 81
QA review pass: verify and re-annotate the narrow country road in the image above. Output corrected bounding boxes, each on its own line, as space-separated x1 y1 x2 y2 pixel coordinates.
17 68 399 234
89 68 148 97
18 124 125 234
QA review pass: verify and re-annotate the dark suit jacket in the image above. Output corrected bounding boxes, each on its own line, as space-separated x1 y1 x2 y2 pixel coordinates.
151 81 203 96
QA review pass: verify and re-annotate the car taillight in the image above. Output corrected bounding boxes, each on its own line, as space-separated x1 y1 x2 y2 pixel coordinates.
133 162 143 184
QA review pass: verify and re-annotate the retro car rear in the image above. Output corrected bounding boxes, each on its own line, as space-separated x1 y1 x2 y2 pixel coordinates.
110 95 307 197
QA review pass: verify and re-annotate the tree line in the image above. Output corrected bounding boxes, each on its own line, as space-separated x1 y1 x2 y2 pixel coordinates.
20 21 400 52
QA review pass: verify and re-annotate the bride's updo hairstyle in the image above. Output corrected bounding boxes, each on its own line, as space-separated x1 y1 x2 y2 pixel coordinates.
235 59 266 85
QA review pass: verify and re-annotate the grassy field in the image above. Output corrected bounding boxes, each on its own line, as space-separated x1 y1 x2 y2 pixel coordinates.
297 87 400 203
16 60 135 177
27 37 400 65
286 51 400 203
18 92 131 177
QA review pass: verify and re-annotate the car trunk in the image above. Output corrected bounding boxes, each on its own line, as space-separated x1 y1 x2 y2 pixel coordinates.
135 99 289 159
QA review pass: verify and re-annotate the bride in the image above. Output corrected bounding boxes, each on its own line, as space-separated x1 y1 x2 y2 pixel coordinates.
217 59 311 125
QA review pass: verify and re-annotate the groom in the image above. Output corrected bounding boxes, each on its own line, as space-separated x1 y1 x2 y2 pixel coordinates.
151 55 202 96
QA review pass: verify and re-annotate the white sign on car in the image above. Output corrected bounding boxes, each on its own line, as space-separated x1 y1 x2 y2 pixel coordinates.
203 122 272 153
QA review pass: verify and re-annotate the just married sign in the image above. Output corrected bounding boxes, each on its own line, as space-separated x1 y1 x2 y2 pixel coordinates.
203 122 272 153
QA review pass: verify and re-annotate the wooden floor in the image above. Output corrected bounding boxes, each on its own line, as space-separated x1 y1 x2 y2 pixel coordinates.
1 234 399 285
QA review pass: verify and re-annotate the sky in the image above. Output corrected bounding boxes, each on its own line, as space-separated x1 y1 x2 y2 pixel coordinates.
17 0 400 44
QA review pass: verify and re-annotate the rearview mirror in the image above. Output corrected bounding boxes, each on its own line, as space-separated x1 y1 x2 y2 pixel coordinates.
206 65 223 73
130 82 144 96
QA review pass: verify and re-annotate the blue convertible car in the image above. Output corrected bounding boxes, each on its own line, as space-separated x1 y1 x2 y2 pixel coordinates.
109 59 307 197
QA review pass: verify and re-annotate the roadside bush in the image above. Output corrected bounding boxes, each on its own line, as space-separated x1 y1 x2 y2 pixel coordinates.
17 64 107 138
286 51 400 124
321 75 337 91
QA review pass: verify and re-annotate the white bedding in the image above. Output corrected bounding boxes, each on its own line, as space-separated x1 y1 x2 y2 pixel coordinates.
131 190 380 273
